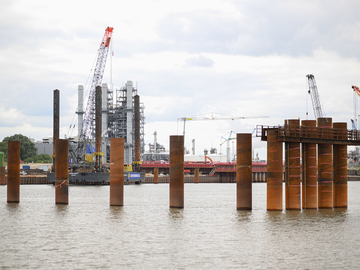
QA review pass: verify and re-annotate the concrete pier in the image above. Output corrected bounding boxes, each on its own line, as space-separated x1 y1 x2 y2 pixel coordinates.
284 119 301 210
236 133 252 210
55 139 69 204
301 120 317 209
169 135 184 208
110 138 124 206
317 117 333 209
267 130 283 211
7 141 20 203
333 122 348 208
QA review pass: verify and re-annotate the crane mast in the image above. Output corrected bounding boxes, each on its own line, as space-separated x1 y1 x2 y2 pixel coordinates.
306 74 325 119
82 27 114 139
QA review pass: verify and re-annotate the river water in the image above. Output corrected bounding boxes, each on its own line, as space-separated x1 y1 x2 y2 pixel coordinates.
1 182 360 269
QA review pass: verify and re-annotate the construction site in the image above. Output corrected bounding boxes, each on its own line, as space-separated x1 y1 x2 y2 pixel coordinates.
2 26 360 188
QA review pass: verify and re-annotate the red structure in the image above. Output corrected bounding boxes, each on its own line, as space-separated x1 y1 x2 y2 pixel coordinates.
110 138 124 206
169 136 184 208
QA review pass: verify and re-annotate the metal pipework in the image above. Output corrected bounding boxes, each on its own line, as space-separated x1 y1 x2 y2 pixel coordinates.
267 130 283 211
169 135 184 208
284 119 301 210
55 139 69 204
53 89 59 172
301 120 317 209
333 122 347 208
236 133 252 210
110 138 124 206
95 86 102 171
194 167 200 184
7 141 20 203
154 167 159 184
317 117 333 209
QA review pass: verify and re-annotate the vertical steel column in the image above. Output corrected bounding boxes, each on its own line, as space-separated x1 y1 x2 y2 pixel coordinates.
236 133 252 210
134 95 141 164
301 120 317 209
194 168 200 184
317 117 333 209
95 86 102 171
55 139 69 204
154 167 159 184
7 141 20 203
0 152 5 185
169 135 184 208
110 138 124 206
267 130 283 211
333 122 347 208
284 119 301 210
53 89 59 172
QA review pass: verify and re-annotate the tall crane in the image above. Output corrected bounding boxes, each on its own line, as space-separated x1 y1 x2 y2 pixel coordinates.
352 85 360 130
177 113 270 137
306 74 325 119
82 27 114 140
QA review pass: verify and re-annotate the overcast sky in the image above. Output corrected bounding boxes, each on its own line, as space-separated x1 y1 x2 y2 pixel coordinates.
0 0 359 160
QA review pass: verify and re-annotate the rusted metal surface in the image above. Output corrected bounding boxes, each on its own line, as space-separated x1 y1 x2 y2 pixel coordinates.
333 122 347 208
7 141 20 203
134 95 141 162
258 124 360 145
95 86 102 171
194 168 200 184
267 130 283 211
110 138 124 206
284 119 301 210
236 133 252 210
0 167 5 185
154 167 159 184
55 139 69 204
169 135 184 208
317 117 333 209
53 89 59 172
301 120 317 209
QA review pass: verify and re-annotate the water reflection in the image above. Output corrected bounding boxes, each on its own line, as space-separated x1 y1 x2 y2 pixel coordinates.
168 208 183 220
109 206 124 221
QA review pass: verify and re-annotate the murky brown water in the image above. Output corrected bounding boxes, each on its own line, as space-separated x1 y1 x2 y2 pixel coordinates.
1 182 360 269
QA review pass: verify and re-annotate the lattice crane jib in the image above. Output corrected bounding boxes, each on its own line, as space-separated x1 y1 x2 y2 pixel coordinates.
306 74 325 119
82 27 114 140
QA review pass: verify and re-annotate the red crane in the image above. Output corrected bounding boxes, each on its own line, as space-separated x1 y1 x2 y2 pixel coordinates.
82 27 114 139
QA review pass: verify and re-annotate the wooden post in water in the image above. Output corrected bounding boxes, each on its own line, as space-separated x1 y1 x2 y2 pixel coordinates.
333 122 347 208
55 139 69 204
267 130 283 211
284 119 301 210
317 117 333 209
301 120 317 209
194 168 200 184
236 133 252 210
7 141 20 203
110 138 124 206
169 135 184 208
154 167 159 184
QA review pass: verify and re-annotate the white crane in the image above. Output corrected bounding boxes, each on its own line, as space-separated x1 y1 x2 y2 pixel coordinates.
177 113 270 137
306 74 325 119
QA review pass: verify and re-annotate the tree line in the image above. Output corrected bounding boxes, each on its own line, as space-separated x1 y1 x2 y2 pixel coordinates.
0 134 52 163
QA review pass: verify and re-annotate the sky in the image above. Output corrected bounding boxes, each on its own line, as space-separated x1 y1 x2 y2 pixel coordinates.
0 0 359 160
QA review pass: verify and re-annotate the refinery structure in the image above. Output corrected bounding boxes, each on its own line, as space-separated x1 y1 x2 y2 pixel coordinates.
75 81 145 165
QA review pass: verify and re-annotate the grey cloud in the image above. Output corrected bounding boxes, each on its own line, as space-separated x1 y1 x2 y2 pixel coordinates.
185 55 214 67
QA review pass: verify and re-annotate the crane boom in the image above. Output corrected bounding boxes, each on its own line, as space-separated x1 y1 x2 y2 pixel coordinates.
177 113 270 136
82 27 114 139
306 74 325 119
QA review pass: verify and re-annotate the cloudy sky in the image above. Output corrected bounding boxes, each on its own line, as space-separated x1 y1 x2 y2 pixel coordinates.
0 0 359 160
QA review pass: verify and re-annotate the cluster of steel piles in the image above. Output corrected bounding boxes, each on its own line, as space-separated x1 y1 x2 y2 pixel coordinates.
264 117 351 210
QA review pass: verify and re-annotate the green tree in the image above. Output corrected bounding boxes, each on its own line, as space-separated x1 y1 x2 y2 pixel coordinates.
1 134 37 161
